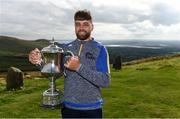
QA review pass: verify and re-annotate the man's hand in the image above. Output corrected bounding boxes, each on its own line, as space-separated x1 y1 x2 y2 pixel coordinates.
64 56 81 71
29 48 42 65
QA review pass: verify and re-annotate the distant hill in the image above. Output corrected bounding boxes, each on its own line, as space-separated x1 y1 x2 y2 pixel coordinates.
0 36 50 72
107 45 180 63
0 35 180 72
0 36 49 56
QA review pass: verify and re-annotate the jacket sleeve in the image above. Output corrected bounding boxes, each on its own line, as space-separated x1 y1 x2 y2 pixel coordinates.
77 46 111 88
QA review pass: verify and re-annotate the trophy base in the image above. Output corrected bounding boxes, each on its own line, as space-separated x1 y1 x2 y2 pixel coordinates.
40 103 63 109
40 89 64 109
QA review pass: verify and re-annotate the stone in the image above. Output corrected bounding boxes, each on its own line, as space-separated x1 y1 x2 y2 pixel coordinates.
6 67 24 90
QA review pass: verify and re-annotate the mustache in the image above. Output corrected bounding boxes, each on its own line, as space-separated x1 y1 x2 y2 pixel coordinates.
78 30 87 33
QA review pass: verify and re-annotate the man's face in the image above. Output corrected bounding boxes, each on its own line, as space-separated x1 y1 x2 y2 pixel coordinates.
75 20 93 40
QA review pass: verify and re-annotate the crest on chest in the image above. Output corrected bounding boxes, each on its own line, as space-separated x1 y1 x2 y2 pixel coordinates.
85 52 95 60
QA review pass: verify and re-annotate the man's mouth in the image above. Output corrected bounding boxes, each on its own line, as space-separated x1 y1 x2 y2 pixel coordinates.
78 32 87 36
78 30 87 33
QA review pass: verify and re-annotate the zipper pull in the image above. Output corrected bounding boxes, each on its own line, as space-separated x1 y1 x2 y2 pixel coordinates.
78 42 84 57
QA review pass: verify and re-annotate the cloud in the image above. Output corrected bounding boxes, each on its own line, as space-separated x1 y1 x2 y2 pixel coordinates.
90 1 180 26
0 0 180 40
0 0 76 40
149 3 180 25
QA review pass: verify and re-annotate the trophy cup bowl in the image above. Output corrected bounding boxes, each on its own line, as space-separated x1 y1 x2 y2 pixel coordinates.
39 38 73 109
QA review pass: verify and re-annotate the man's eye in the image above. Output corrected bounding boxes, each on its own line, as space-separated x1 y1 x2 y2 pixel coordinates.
83 23 89 26
75 23 80 27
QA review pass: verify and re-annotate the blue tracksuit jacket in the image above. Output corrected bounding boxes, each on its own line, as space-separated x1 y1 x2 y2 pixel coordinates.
60 38 110 110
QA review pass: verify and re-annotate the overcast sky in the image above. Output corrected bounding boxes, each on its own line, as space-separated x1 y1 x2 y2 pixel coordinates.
0 0 180 41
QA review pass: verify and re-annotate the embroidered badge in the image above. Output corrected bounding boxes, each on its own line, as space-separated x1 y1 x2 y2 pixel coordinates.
85 52 95 60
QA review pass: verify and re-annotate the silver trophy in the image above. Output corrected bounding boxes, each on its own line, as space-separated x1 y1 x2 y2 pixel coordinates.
39 38 73 109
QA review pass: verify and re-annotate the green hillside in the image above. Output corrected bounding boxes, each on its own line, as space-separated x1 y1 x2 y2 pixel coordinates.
0 36 49 56
0 57 180 118
0 36 49 71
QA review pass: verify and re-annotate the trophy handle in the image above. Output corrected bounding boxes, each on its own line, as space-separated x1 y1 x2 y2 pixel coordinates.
35 60 43 69
63 50 74 77
64 50 74 57
35 52 44 70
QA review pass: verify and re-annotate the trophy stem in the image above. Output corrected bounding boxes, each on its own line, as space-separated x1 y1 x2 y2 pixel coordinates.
48 76 56 92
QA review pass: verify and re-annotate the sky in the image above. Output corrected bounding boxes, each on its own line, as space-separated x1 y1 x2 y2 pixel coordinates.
0 0 180 41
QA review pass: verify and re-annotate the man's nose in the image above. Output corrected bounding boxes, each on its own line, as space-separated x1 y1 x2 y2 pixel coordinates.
79 25 84 29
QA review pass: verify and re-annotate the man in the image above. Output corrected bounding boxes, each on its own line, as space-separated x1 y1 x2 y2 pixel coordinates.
29 10 110 118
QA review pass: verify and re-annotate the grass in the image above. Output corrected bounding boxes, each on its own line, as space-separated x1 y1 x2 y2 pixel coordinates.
103 57 180 118
0 78 63 118
0 57 180 118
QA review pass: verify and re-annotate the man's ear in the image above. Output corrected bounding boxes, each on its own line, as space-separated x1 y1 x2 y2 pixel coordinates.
91 23 94 31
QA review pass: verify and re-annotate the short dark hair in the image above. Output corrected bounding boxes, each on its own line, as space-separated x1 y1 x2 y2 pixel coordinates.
74 9 92 21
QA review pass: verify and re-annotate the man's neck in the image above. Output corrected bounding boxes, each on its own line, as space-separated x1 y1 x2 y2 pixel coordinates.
78 37 92 41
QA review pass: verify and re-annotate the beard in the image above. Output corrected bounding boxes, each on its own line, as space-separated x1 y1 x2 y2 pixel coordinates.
76 30 91 40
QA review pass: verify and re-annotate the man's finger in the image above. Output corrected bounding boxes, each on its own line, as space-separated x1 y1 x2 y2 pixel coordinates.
64 63 69 68
73 56 79 59
34 48 40 52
